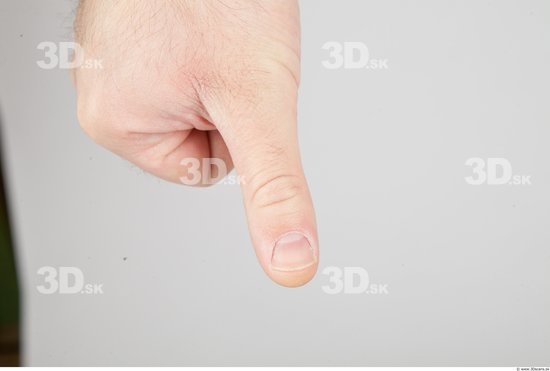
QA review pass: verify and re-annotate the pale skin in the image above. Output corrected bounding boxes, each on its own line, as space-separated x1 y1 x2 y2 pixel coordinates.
73 0 318 287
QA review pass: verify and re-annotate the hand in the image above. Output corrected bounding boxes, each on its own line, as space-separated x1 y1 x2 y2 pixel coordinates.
73 0 318 287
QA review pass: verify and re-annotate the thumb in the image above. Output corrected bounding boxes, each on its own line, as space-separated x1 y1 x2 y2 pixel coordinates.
204 67 318 287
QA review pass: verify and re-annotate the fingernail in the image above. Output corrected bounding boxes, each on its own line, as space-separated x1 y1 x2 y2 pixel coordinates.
271 232 315 272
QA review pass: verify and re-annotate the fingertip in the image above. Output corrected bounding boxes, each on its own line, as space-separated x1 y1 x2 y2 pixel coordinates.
263 231 319 288
268 262 319 288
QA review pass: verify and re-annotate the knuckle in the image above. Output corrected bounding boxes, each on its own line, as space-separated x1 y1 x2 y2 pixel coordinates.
77 94 126 144
249 172 305 210
76 97 105 142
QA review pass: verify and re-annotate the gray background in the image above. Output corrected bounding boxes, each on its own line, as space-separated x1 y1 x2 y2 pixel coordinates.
1 0 549 366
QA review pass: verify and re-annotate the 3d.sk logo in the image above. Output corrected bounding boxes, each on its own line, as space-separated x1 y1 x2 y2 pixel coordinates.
36 266 103 295
322 42 389 70
36 41 103 70
465 157 532 186
322 266 389 295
